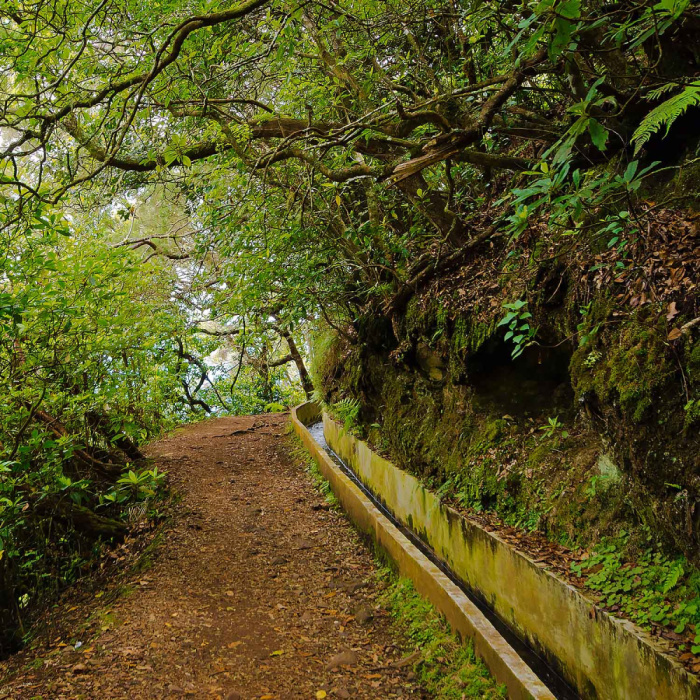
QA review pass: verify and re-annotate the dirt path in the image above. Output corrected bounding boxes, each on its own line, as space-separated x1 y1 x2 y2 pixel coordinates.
0 415 426 700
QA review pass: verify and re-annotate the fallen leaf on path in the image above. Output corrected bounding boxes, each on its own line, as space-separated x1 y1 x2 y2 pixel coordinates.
391 651 421 668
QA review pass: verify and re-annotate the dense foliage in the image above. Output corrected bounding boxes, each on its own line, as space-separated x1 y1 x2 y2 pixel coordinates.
0 0 699 657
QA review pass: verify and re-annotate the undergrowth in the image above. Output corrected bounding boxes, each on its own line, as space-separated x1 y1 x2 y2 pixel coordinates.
572 531 700 652
377 568 506 699
330 398 361 433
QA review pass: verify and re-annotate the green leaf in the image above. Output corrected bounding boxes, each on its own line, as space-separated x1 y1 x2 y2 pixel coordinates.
588 119 608 151
558 0 582 19
632 82 700 153
549 17 575 59
497 312 517 327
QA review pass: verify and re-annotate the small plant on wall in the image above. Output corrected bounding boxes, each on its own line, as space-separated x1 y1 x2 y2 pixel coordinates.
332 397 361 433
498 300 537 359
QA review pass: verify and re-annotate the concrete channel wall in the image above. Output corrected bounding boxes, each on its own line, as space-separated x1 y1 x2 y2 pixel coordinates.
319 411 700 700
292 402 555 700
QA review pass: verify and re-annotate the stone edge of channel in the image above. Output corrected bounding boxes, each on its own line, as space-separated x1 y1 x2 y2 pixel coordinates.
291 402 555 700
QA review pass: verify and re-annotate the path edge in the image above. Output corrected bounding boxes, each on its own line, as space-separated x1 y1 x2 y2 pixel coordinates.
291 401 555 700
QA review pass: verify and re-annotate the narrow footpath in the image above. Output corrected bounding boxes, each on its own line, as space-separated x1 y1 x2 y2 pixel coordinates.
0 415 425 699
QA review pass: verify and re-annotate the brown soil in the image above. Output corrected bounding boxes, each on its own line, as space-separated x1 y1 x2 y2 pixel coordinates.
0 414 425 699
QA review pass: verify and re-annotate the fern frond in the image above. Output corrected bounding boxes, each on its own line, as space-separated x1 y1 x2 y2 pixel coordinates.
633 81 700 154
645 82 679 101
661 561 684 594
332 397 361 431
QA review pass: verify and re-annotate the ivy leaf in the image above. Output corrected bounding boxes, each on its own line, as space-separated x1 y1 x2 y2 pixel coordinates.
497 312 517 327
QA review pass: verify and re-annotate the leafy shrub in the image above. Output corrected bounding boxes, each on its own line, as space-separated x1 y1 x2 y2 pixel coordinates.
572 533 700 651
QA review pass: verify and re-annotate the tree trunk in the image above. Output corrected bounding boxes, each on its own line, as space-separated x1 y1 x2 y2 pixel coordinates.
33 410 122 478
280 329 314 399
34 496 127 539
85 411 145 462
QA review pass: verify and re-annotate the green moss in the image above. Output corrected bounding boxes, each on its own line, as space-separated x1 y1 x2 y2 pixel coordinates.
669 159 700 208
404 296 438 337
571 310 675 424
688 338 700 375
451 315 496 357
482 418 506 444
436 302 449 331
403 298 497 363
527 443 553 468
309 327 335 374
377 569 506 699
684 398 700 428
309 326 342 399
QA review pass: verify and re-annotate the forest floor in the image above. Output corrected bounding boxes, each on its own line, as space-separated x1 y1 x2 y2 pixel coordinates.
0 414 427 699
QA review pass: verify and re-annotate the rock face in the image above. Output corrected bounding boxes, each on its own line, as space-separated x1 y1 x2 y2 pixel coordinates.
315 294 700 562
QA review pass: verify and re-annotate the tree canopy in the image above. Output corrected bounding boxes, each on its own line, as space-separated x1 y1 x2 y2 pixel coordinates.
1 0 699 655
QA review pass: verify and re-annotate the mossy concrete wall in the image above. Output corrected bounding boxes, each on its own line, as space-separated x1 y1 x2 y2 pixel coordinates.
291 402 555 700
322 414 700 700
